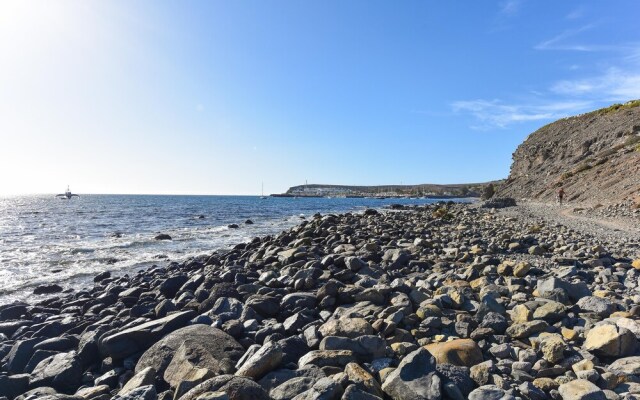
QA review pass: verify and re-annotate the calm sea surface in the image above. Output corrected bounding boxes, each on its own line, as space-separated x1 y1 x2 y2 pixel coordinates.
0 195 464 305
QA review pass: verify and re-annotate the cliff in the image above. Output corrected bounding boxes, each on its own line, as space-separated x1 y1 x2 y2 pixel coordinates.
497 101 640 205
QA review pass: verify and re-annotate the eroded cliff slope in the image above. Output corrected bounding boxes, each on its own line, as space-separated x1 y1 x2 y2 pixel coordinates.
497 101 640 205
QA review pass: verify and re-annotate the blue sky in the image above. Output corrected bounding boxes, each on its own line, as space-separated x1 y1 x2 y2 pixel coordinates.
1 1 639 195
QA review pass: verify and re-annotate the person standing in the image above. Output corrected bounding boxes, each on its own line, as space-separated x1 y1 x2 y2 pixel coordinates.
558 187 565 205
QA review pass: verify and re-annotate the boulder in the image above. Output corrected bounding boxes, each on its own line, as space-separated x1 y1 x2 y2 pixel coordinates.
381 348 441 400
33 284 63 294
100 310 196 359
6 338 41 373
0 374 29 399
136 324 244 380
292 377 344 400
269 377 316 400
118 367 156 396
424 339 483 367
235 342 283 380
29 351 83 393
318 317 373 339
608 356 640 375
532 301 566 322
539 335 565 363
577 297 615 318
558 379 606 400
344 362 384 398
436 363 475 397
505 320 548 339
298 350 355 369
584 324 636 357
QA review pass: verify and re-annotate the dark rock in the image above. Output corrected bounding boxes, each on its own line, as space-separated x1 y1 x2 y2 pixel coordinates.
100 310 196 359
24 350 58 373
0 374 29 400
30 351 83 393
159 275 188 298
381 348 441 400
154 233 172 240
6 337 42 373
436 364 475 397
245 295 280 317
0 304 28 320
93 271 111 282
33 284 63 295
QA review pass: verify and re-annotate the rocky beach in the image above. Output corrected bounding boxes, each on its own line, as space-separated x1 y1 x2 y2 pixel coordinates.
1 200 639 400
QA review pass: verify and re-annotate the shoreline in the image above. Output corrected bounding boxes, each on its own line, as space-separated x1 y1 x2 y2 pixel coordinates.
1 201 640 399
0 196 450 307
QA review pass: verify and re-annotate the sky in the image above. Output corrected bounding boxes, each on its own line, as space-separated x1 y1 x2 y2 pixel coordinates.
1 1 639 195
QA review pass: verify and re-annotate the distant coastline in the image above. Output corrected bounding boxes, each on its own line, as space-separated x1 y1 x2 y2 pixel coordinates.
272 181 501 198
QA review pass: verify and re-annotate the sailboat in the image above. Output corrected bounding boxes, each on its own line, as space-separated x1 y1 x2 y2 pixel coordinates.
260 182 267 199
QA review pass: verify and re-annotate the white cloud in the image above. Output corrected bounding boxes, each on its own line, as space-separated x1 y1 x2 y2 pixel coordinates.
551 68 640 101
453 65 640 130
451 99 592 130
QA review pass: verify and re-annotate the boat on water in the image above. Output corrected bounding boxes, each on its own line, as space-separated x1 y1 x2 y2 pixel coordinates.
56 186 79 200
260 182 267 199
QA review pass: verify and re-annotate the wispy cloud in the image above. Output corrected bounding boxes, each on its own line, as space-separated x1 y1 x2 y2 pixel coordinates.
551 67 640 101
535 24 638 53
566 7 585 20
452 65 640 130
451 99 592 130
534 24 598 51
500 0 521 16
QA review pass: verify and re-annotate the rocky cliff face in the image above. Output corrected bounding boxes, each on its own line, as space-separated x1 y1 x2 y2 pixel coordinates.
497 101 640 206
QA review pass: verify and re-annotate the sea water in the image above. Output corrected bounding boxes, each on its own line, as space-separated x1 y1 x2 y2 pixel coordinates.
0 194 459 305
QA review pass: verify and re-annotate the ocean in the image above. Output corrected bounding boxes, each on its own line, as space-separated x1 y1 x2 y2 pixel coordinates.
0 194 460 305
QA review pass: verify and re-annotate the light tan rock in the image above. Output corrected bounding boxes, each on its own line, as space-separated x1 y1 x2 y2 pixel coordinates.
344 362 384 398
558 379 606 400
424 338 483 367
119 367 156 396
584 324 636 357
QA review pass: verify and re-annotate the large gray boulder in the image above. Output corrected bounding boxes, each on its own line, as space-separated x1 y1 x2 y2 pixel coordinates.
29 351 83 393
135 324 244 383
576 296 615 318
381 348 441 400
608 356 640 375
99 310 196 359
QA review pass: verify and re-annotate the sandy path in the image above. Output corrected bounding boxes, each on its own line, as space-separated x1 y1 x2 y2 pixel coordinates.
495 201 640 251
